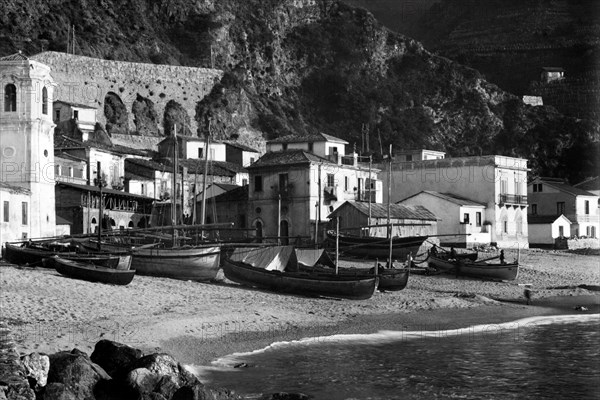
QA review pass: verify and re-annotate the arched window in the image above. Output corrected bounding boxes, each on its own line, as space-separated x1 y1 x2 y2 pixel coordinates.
42 87 48 115
4 84 17 112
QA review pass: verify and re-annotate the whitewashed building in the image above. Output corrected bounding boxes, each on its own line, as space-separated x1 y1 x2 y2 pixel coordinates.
380 153 530 248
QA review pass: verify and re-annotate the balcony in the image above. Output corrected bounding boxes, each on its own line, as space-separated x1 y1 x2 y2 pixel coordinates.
499 194 528 206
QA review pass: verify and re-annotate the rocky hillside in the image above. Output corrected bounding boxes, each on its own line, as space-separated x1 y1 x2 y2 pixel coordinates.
1 0 598 182
350 0 600 121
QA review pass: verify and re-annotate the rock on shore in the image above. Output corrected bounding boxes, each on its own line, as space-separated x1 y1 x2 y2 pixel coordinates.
8 339 310 400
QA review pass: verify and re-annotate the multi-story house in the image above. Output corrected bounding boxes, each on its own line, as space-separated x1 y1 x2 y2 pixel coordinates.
157 135 260 167
528 177 599 239
380 151 529 248
246 134 382 244
398 191 489 247
53 134 155 234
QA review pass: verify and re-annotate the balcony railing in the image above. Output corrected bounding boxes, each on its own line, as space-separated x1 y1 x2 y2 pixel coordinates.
499 194 528 205
576 214 600 223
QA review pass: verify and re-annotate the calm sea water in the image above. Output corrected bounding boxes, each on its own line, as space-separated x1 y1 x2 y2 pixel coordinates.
192 315 600 400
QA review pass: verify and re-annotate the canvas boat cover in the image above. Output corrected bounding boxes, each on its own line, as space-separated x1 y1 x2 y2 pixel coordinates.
295 249 335 268
230 246 297 272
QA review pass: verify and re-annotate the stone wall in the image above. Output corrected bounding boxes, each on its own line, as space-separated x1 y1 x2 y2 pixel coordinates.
110 134 164 151
31 52 223 137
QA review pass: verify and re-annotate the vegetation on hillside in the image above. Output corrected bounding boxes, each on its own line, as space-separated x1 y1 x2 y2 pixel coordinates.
1 0 598 183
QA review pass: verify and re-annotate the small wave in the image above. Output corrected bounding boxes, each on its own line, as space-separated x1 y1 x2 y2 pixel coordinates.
209 313 600 368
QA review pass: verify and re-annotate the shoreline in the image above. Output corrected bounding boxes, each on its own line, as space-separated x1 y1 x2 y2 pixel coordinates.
161 293 600 367
1 248 599 372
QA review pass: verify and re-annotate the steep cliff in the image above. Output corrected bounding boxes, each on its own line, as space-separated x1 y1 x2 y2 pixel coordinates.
1 0 598 182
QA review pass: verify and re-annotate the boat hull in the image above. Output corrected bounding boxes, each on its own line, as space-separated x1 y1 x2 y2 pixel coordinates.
427 256 457 272
51 257 135 285
131 246 221 281
457 261 519 281
3 242 124 268
223 258 378 300
327 231 428 260
299 265 409 291
429 255 519 281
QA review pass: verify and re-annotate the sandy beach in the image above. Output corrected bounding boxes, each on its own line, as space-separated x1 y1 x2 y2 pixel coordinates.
1 248 599 367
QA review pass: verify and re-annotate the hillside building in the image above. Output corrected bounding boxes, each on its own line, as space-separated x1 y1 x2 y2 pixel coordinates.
528 177 599 239
246 134 382 244
398 191 488 247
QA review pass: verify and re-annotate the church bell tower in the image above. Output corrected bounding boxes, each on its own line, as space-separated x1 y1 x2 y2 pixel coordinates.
0 52 57 238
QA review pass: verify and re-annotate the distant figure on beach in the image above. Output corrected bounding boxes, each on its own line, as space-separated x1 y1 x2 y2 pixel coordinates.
524 285 533 305
500 250 506 264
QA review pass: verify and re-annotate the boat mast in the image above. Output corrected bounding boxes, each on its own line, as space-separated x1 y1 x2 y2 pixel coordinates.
387 144 393 265
172 125 178 245
200 127 210 238
97 161 102 251
335 216 340 275
368 155 372 235
315 163 322 247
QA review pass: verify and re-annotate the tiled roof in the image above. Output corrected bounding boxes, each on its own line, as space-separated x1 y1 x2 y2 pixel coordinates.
126 158 166 171
127 157 246 177
54 134 149 156
0 182 31 195
212 183 242 191
268 132 348 145
54 100 97 109
401 191 486 207
211 185 248 203
528 214 571 224
247 149 332 169
222 140 260 153
0 52 28 61
537 179 597 197
574 177 600 191
56 181 154 200
330 201 437 221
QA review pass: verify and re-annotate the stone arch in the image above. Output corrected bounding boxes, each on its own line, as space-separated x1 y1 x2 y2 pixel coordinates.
132 94 159 136
104 92 128 135
163 100 192 136
4 83 16 112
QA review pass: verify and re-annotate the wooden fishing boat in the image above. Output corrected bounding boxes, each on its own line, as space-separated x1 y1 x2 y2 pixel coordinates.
326 231 428 260
456 259 519 281
298 258 409 291
427 255 458 273
130 245 221 281
429 254 519 281
49 256 135 285
3 242 75 266
222 256 378 300
3 242 128 269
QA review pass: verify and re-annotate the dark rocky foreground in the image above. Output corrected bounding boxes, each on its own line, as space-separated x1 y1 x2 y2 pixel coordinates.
0 331 309 400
